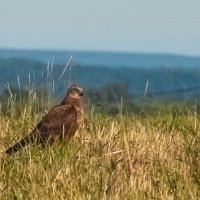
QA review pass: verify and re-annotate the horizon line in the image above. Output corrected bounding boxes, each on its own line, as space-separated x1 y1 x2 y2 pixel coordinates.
0 46 200 59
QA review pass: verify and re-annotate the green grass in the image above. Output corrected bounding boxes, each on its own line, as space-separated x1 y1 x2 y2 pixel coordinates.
0 98 200 199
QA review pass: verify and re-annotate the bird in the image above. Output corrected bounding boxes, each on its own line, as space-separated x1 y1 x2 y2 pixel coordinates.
5 84 84 155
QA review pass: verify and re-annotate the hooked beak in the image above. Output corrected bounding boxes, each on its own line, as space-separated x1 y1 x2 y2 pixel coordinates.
80 89 84 97
80 91 84 97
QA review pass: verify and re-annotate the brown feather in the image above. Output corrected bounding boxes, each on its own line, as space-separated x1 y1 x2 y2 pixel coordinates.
5 84 84 155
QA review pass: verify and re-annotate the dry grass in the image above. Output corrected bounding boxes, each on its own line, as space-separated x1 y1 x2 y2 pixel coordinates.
0 100 200 199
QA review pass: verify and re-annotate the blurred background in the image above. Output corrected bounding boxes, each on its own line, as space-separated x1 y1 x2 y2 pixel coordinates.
0 0 200 113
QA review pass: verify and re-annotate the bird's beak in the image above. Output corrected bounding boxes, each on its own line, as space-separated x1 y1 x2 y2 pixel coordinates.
79 88 84 97
80 92 84 97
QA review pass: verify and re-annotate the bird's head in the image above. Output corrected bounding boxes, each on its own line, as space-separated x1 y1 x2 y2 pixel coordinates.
67 84 84 99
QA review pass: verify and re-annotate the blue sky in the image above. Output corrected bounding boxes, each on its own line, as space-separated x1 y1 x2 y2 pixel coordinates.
1 0 200 56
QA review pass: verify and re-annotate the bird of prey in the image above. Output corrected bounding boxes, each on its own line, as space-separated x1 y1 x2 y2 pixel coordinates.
5 84 84 155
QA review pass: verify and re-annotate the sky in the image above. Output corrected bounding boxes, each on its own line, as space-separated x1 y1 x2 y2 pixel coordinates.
0 0 200 56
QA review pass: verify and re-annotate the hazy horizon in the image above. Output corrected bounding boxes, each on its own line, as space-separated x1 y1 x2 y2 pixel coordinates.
1 1 200 57
1 47 200 59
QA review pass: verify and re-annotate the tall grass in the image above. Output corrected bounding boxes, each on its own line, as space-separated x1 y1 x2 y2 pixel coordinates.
0 61 200 199
0 92 200 199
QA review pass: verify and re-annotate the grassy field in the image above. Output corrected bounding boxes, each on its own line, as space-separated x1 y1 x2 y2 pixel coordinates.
0 96 200 199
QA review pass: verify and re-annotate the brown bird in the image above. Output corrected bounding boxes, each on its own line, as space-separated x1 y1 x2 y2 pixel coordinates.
5 84 84 155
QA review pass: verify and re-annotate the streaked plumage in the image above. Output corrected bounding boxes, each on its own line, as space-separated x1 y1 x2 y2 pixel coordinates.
5 84 84 155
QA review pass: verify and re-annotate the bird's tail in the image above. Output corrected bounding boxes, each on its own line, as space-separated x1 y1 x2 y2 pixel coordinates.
5 134 35 155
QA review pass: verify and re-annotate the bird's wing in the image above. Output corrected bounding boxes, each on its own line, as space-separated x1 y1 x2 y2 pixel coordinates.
36 103 77 134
